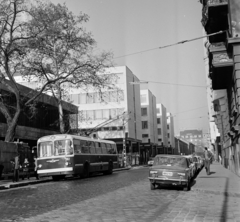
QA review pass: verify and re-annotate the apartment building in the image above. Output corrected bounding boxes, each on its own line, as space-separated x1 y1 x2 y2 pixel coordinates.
69 66 142 156
156 103 168 147
140 89 158 159
167 112 175 149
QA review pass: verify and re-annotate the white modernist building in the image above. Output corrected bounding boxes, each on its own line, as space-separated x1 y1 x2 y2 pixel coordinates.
167 112 175 149
156 103 168 147
140 89 158 158
69 66 142 153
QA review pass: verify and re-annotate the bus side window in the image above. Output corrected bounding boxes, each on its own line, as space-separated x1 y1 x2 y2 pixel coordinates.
80 140 89 153
113 144 117 154
95 142 102 154
106 143 112 154
89 141 96 154
73 139 81 154
101 143 107 154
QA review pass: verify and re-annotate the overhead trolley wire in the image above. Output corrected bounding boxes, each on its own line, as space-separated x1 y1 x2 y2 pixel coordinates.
114 30 227 59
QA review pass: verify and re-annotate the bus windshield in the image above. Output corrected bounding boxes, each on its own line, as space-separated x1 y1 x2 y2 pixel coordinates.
38 139 73 157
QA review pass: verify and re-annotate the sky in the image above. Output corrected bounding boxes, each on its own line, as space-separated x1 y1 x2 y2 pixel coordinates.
52 0 209 135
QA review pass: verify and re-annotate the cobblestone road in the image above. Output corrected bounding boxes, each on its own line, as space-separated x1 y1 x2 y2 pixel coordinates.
1 168 240 222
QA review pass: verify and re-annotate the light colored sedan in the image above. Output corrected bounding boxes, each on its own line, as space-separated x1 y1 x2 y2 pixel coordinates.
148 155 192 191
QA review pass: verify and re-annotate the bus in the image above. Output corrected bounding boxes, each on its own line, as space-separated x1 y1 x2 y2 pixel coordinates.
36 134 119 180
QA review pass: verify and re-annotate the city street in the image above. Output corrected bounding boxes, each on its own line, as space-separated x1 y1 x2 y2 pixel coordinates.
0 165 240 222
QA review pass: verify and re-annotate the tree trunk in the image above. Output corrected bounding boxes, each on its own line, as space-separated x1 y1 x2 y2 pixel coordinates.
58 99 65 133
4 110 20 142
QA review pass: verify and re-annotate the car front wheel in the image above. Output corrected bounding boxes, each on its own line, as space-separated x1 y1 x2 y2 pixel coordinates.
183 179 191 191
150 182 155 190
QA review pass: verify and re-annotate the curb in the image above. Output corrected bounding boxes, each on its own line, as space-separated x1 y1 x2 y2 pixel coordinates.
192 187 240 198
0 166 146 191
0 179 52 190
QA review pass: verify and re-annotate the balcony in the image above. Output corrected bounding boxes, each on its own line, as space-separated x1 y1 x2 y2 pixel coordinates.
208 42 233 89
201 0 228 43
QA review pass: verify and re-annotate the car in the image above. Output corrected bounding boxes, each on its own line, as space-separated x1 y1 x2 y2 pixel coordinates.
148 154 192 191
184 155 197 179
192 156 202 173
148 157 154 166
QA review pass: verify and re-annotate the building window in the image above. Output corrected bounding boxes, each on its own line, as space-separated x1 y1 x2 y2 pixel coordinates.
156 108 160 114
142 134 148 138
109 91 118 102
167 133 170 138
103 92 109 102
70 94 79 104
167 125 169 129
102 109 110 119
142 121 148 129
158 128 161 135
117 90 124 101
95 92 101 103
86 93 95 104
79 93 87 104
157 118 161 124
87 110 94 120
110 109 117 118
141 108 147 116
117 108 125 115
95 110 102 120
141 94 147 103
158 138 162 142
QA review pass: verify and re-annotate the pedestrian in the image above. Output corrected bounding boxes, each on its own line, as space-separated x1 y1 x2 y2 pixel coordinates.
204 147 212 175
34 156 39 180
13 153 20 182
0 164 4 179
22 158 30 180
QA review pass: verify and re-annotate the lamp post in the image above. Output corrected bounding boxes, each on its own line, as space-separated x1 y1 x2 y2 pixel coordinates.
122 118 126 167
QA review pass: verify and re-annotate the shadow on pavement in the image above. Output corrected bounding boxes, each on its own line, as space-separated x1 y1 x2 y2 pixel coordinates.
209 172 216 175
221 177 229 221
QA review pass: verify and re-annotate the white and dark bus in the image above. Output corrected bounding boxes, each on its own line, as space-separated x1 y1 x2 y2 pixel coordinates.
36 134 118 180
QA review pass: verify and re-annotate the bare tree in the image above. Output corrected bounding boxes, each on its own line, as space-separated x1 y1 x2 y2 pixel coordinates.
22 1 114 133
0 0 114 142
0 0 47 142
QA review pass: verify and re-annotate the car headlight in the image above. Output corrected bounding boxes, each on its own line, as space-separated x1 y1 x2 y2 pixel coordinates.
38 164 42 168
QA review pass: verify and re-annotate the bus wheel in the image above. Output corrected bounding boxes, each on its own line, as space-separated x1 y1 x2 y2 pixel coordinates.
82 164 89 178
104 161 113 175
52 175 65 181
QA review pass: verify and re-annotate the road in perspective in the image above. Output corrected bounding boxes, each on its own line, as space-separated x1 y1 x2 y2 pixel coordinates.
1 165 240 222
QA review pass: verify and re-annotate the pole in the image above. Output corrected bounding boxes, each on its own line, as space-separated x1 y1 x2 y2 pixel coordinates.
122 119 126 167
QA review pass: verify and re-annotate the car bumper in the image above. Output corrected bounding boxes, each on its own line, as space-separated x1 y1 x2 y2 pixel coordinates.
148 177 188 186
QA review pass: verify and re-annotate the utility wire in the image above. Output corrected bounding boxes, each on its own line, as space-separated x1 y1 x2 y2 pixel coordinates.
173 106 208 116
114 30 227 59
142 80 206 88
177 116 208 121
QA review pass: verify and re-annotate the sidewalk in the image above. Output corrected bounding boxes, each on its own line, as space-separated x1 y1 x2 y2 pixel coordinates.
0 166 137 191
192 161 240 196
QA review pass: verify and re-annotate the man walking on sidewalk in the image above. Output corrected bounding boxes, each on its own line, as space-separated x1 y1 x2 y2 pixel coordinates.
204 147 212 175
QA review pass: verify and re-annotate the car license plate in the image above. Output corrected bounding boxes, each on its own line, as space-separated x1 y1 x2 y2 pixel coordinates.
162 172 173 176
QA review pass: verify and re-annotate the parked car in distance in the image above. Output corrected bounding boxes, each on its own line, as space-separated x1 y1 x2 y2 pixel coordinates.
184 155 197 179
148 155 192 191
192 156 202 173
148 157 154 166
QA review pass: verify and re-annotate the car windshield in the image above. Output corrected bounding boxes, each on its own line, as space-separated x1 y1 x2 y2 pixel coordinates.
153 156 187 168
